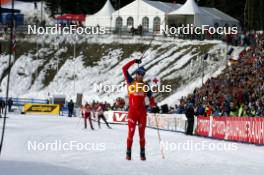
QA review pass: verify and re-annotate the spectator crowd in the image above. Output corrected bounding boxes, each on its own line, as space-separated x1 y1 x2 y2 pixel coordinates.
176 32 264 117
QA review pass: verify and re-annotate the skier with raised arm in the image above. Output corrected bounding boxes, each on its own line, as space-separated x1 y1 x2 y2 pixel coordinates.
122 59 156 161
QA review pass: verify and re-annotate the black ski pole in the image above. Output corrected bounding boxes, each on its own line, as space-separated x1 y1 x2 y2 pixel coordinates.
0 0 15 157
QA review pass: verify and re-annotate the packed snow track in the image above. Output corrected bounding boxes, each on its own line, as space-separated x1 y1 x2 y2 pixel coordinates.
0 114 263 175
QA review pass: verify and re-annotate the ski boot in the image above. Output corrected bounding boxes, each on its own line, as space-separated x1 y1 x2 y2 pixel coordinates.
140 148 146 161
126 149 132 160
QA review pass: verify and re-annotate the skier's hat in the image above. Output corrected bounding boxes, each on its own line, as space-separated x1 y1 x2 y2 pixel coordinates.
136 66 146 76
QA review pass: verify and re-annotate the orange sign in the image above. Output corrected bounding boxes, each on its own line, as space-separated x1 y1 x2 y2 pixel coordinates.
1 0 12 5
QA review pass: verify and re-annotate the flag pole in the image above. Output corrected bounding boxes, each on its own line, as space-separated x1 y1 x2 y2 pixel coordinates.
0 0 15 156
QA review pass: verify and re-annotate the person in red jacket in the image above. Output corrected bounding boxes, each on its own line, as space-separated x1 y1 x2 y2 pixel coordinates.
82 103 94 130
122 59 156 161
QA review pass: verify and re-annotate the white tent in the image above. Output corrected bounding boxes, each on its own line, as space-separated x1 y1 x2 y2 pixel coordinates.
85 0 115 27
84 0 239 31
169 0 211 26
200 7 239 27
111 0 180 32
169 0 239 27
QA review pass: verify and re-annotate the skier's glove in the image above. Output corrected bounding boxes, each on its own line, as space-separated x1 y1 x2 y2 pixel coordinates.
151 106 160 114
135 59 142 64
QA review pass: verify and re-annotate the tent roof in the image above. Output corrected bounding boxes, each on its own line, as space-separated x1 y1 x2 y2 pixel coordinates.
143 0 181 13
168 0 238 23
92 0 115 16
169 0 205 15
201 7 239 23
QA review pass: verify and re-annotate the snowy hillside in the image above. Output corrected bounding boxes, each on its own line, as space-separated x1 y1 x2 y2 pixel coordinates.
0 35 243 105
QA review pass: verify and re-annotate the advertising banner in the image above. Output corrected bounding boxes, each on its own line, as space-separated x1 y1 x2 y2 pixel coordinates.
23 104 60 115
104 111 187 132
196 116 210 137
195 116 264 145
212 117 226 139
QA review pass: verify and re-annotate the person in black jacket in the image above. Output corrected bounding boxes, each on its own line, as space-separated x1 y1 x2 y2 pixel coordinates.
7 98 13 112
0 98 5 115
185 103 195 135
68 100 74 117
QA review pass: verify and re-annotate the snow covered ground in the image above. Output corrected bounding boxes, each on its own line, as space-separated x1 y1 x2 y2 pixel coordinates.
0 114 263 175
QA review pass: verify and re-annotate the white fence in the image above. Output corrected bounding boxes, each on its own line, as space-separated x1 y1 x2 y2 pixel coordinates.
104 111 187 132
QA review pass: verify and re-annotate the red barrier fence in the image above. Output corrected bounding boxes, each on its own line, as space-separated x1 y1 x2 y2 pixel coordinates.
196 116 264 145
196 117 210 137
212 117 226 139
